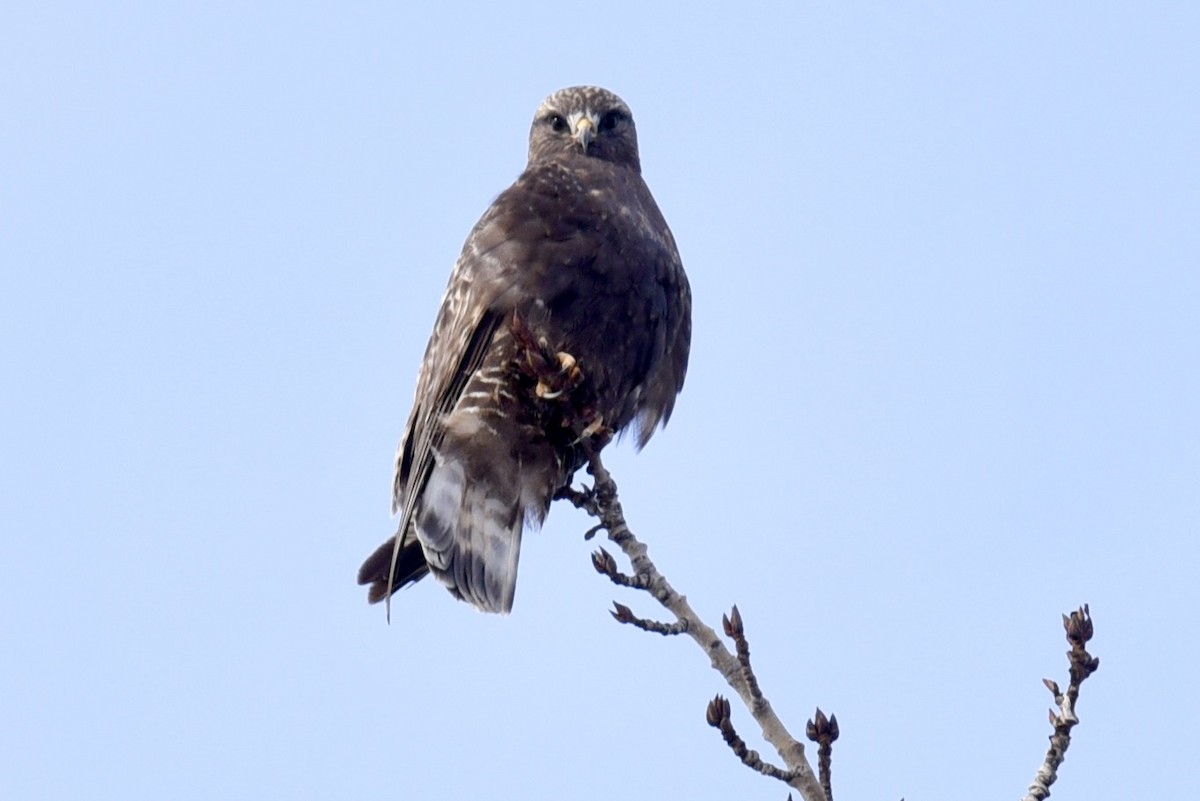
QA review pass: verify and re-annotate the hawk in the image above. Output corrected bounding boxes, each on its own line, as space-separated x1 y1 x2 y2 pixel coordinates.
358 86 691 614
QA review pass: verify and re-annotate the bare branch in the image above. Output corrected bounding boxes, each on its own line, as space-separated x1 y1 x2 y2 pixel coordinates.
591 547 652 590
806 708 839 801
561 451 827 801
561 445 1099 801
723 605 764 700
706 694 797 783
1021 604 1100 801
610 601 689 635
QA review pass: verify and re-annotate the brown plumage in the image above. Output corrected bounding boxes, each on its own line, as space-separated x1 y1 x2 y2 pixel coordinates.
357 86 691 614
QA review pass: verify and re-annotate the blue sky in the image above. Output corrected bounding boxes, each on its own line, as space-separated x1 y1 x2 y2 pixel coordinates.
3 2 1197 799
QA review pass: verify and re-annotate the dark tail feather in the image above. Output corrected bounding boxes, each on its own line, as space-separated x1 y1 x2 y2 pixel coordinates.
357 532 429 604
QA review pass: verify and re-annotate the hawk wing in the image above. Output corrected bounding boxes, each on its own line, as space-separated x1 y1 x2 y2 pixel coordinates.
370 210 512 606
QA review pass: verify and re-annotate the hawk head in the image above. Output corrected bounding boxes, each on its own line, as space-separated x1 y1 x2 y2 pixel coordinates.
528 86 640 172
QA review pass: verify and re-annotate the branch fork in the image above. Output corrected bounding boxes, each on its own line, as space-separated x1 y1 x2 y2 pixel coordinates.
556 436 1100 801
560 450 828 801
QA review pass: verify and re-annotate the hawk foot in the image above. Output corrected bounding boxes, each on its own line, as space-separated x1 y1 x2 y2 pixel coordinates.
579 413 607 441
566 410 612 449
535 351 584 399
511 313 587 401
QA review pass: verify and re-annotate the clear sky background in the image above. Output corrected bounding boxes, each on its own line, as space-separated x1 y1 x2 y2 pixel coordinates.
3 2 1196 799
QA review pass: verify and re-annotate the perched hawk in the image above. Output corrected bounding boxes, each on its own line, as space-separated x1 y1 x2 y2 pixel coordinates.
358 86 691 614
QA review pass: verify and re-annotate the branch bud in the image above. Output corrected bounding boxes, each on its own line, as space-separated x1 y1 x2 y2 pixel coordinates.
611 602 635 623
722 604 744 638
706 695 732 727
806 707 839 743
591 548 617 576
1063 604 1094 646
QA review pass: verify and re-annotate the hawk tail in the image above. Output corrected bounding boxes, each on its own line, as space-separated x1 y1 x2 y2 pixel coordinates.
416 450 526 614
357 529 429 604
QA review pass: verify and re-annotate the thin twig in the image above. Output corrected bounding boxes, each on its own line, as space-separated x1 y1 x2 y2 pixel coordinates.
806 708 839 801
591 547 652 590
723 605 763 700
611 601 689 635
560 451 827 801
706 695 797 782
1021 605 1100 801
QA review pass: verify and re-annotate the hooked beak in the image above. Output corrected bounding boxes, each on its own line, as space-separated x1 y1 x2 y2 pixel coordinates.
571 115 596 152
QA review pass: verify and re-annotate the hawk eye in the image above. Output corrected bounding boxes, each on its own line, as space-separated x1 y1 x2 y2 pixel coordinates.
547 114 568 133
598 110 622 132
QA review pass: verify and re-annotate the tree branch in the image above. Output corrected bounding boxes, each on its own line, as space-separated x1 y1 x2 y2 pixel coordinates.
806 708 839 801
1021 605 1100 801
560 451 827 801
559 449 1099 801
706 694 797 783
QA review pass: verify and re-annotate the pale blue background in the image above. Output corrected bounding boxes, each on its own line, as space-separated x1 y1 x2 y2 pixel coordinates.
3 2 1196 799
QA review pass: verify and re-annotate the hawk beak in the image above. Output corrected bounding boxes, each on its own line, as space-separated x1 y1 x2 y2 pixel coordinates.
572 116 595 152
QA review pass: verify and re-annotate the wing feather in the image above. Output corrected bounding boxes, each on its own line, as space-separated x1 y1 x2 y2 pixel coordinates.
383 305 503 613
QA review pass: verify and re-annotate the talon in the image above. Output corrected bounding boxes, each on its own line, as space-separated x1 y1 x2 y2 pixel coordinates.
536 380 564 399
580 414 606 440
534 350 584 400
